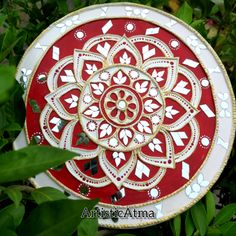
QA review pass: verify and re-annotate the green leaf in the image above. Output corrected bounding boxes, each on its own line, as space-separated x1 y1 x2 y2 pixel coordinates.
0 139 8 149
0 82 25 130
0 13 7 27
0 65 15 97
0 28 22 63
0 229 17 236
171 215 181 236
115 234 136 236
18 199 98 236
185 210 195 236
0 146 76 183
77 217 98 236
4 188 23 206
0 204 25 229
219 222 236 236
31 187 67 204
206 226 221 236
214 203 236 225
191 201 207 236
205 191 216 225
176 2 193 24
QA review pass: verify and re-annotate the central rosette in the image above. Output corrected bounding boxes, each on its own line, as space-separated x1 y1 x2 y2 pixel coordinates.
79 65 165 152
100 85 143 127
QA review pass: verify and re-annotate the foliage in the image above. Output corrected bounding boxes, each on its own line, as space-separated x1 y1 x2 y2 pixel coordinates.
0 0 235 235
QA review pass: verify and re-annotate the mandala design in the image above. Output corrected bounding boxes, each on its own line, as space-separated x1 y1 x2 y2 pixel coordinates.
16 3 236 228
40 33 203 192
27 18 213 203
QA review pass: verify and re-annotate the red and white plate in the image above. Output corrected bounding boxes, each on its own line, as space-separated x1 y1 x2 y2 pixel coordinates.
14 3 236 228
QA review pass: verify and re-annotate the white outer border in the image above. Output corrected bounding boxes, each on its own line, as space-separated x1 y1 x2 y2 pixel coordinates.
14 3 236 228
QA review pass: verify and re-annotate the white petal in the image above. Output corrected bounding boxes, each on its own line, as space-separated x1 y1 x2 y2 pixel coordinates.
165 112 173 119
113 152 119 158
197 173 204 184
100 123 109 129
65 98 73 104
157 71 165 77
120 57 125 64
86 64 92 70
84 110 93 115
119 152 126 160
137 123 144 132
93 90 102 95
125 129 132 138
98 83 104 91
171 109 179 115
92 64 97 71
118 71 123 79
140 120 149 127
145 106 153 113
135 83 141 91
91 84 100 90
141 81 148 88
123 136 128 145
165 106 173 112
189 192 198 199
92 111 99 117
115 158 121 167
126 57 131 64
145 99 152 106
185 186 192 196
144 126 152 134
100 129 107 138
90 106 98 111
120 76 127 84
148 143 155 152
120 129 126 139
71 94 78 102
155 144 162 153
150 103 159 109
153 138 161 145
138 87 147 93
123 52 128 59
69 102 77 108
107 125 112 135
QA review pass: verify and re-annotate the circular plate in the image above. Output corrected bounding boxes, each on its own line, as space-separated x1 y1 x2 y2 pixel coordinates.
14 3 236 228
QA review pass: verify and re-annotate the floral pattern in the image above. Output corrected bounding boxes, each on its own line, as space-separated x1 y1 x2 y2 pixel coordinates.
41 34 202 191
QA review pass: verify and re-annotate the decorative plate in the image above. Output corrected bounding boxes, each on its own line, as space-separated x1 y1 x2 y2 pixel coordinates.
14 3 236 228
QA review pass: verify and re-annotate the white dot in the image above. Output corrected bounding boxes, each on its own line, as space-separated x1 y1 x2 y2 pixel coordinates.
201 137 210 146
130 70 138 79
88 122 96 131
109 138 118 147
84 95 92 103
76 31 84 39
136 134 144 143
127 23 134 31
100 71 109 80
192 183 201 192
152 115 160 124
118 100 126 110
150 88 158 96
201 79 209 87
150 188 159 198
171 40 179 48
221 101 228 109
